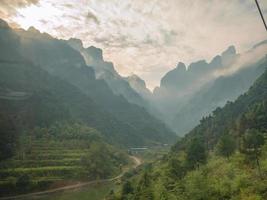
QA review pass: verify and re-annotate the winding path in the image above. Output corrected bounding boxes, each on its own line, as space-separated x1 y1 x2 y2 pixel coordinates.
0 156 142 200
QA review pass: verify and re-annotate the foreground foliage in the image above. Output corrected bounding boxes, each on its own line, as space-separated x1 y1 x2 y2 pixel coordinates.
111 139 267 200
110 67 267 199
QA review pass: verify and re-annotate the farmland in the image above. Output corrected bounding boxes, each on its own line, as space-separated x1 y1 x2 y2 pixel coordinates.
0 122 129 197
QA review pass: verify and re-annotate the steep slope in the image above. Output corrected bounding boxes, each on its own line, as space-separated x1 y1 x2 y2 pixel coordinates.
67 38 149 108
174 63 267 151
154 46 238 102
0 19 132 195
67 39 164 126
125 74 153 102
159 46 237 93
173 57 267 135
1 19 176 146
152 46 239 123
153 43 267 135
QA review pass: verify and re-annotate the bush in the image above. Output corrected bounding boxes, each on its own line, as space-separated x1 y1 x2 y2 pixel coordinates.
16 174 31 190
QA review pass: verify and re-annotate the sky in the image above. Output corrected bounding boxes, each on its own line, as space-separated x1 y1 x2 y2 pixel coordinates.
0 0 267 90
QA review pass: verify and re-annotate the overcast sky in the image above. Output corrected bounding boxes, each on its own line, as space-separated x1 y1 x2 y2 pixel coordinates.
0 0 267 90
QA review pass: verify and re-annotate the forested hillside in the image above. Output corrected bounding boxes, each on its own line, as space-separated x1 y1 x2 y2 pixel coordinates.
67 38 150 109
172 56 267 135
0 18 175 197
174 58 267 151
111 61 267 200
151 43 267 135
14 23 176 146
0 18 176 149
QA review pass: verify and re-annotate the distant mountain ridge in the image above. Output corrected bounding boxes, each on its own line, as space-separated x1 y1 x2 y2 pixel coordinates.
125 74 153 102
173 59 267 151
153 45 238 106
173 57 267 135
67 38 149 108
151 41 267 135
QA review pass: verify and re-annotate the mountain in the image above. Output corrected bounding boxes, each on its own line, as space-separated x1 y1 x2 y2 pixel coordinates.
67 38 167 132
125 74 153 102
173 60 267 151
67 38 149 108
172 57 267 135
156 45 237 95
153 46 238 115
0 19 176 150
153 43 267 135
0 27 130 147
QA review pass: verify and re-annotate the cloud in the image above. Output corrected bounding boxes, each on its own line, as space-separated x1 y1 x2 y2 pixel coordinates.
0 0 39 17
213 43 267 78
86 10 99 24
0 0 267 90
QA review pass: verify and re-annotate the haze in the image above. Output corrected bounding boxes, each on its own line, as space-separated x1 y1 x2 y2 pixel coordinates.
0 0 266 90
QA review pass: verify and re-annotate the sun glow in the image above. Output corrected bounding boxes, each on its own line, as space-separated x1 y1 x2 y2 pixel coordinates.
13 2 61 34
4 0 267 90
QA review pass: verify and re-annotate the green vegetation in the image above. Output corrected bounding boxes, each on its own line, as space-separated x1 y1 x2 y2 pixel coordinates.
242 129 265 178
185 138 207 169
216 134 236 159
111 136 267 200
16 19 177 147
110 69 267 199
0 113 16 161
0 122 128 197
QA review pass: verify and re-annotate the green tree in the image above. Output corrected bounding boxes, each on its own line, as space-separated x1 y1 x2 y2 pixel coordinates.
168 157 185 179
217 134 236 159
186 138 207 169
0 114 16 161
122 181 133 196
16 174 31 191
242 129 265 178
134 171 154 200
81 143 113 179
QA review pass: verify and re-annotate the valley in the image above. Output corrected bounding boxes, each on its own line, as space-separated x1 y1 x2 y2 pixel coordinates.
0 1 267 198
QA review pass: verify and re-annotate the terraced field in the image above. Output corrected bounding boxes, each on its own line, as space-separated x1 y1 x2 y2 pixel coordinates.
0 139 95 196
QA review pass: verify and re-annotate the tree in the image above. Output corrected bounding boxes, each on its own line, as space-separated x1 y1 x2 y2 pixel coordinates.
186 138 207 169
122 181 133 195
168 157 185 179
217 134 236 159
242 129 265 178
0 114 16 161
135 171 154 200
16 174 31 190
81 143 113 179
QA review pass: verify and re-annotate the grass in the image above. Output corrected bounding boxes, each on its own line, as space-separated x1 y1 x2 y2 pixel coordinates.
0 158 81 168
0 166 82 178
